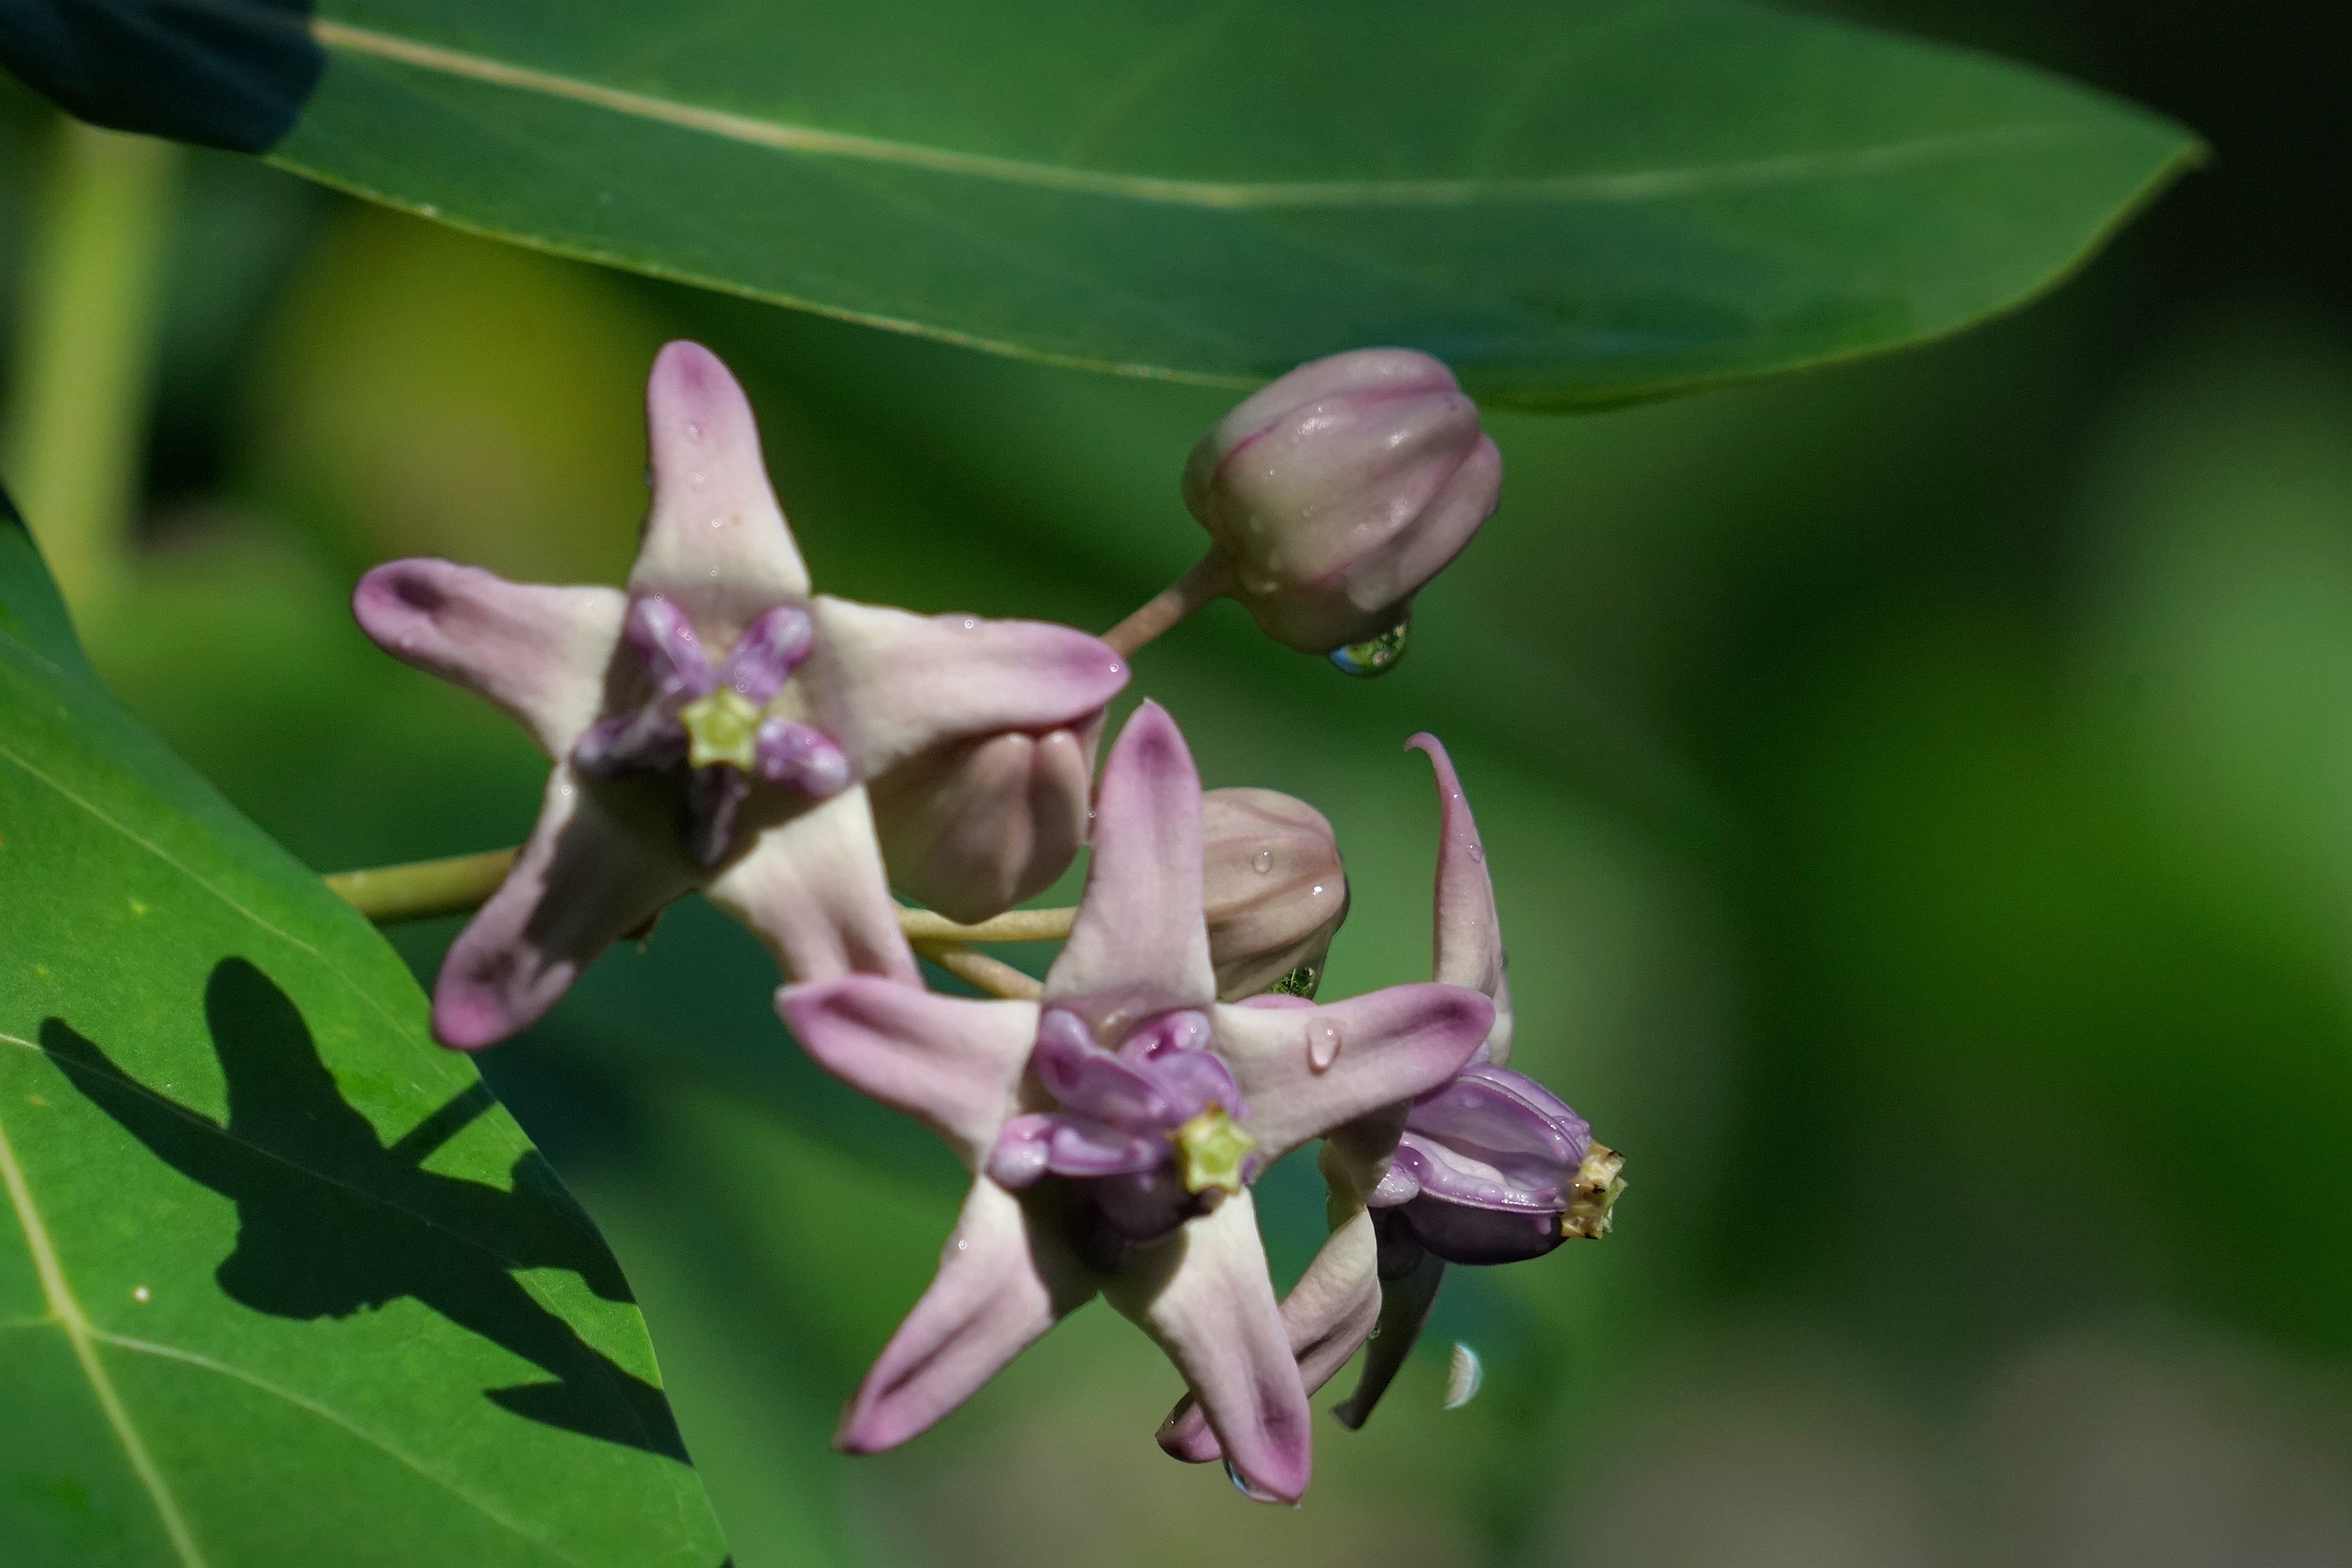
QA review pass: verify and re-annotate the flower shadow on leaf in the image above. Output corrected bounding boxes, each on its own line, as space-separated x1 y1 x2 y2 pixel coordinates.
38 956 690 1462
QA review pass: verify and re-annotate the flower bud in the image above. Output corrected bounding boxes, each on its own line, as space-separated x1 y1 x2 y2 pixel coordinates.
868 725 1093 923
1182 349 1500 663
1201 787 1347 1000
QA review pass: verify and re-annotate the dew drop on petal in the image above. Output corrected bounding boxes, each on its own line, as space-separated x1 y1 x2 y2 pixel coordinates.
686 421 702 439
1308 1018 1341 1073
1328 609 1411 678
1444 1342 1483 1409
1251 847 1273 875
1225 1460 1286 1504
1468 842 1484 863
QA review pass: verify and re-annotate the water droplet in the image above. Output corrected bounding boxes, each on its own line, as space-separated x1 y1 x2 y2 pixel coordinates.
1444 1342 1484 1408
1468 842 1484 863
1224 1459 1285 1504
692 470 707 487
708 515 724 528
1328 608 1411 677
961 616 978 631
132 1286 151 1304
686 421 702 439
1250 847 1273 875
1271 962 1320 999
955 1238 970 1252
1308 1019 1342 1072
1309 883 1325 898
707 568 720 578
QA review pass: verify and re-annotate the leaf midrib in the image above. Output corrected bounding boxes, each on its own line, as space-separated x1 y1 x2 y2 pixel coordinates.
314 17 2094 209
0 1102 211 1568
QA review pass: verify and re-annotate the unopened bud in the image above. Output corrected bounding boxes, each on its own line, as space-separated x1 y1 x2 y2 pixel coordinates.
870 726 1093 923
1182 349 1500 662
1201 787 1347 1000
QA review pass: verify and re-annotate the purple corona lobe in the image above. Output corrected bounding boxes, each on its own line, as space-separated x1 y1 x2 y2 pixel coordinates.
569 594 843 865
985 1005 1254 1252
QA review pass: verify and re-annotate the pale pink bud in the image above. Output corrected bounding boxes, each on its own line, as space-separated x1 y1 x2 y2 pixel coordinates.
1201 787 1348 1000
868 726 1094 923
1182 349 1500 666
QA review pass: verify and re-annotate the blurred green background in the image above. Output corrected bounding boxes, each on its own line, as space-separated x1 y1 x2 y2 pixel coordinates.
7 3 2352 1563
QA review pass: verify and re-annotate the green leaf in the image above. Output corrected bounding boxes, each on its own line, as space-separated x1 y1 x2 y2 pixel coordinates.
233 0 2192 403
0 501 726 1564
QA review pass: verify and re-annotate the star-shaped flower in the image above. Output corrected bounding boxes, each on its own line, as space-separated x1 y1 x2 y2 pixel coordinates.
351 340 1129 1049
777 702 1494 1501
1158 733 1616 1461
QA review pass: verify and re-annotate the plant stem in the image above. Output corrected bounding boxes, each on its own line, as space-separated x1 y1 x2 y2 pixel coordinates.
322 848 1080 947
1102 550 1232 656
1 118 178 624
914 942 1043 1000
323 849 520 922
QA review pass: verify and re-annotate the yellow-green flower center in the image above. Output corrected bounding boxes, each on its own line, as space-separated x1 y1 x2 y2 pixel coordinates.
1559 1141 1626 1240
1169 1103 1257 1196
678 686 763 770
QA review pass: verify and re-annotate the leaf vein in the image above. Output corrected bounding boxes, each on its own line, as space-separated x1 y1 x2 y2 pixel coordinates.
311 18 2089 209
0 1104 211 1567
93 1330 589 1567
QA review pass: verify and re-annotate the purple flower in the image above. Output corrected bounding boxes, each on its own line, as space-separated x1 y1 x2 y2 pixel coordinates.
1183 349 1501 664
777 702 1495 1503
1160 734 1618 1462
351 340 1129 1050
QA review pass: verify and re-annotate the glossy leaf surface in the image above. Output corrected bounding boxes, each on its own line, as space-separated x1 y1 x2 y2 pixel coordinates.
0 496 726 1565
5 0 2198 402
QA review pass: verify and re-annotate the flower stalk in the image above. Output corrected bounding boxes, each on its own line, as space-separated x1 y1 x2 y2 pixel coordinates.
324 849 1075 952
1102 550 1233 656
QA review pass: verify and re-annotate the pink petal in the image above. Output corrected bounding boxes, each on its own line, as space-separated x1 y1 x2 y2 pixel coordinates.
705 787 921 987
797 597 1129 781
1211 983 1493 1159
1102 1191 1311 1503
1044 702 1216 1021
868 726 1092 924
775 976 1037 1171
430 768 696 1050
836 1180 1096 1453
628 340 811 640
1159 1208 1381 1463
1407 734 1515 1064
351 559 623 758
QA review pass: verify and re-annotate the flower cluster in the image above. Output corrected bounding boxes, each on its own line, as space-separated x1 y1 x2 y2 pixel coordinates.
356 340 1617 1502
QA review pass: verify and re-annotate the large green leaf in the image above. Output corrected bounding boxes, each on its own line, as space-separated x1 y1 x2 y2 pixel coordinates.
2 0 2199 404
0 492 726 1565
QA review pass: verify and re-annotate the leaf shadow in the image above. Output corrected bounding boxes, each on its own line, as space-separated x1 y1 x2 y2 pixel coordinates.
40 956 690 1463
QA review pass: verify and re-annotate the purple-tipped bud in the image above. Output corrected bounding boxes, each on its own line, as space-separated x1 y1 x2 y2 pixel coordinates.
1182 349 1500 660
1201 788 1347 1001
867 725 1094 924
